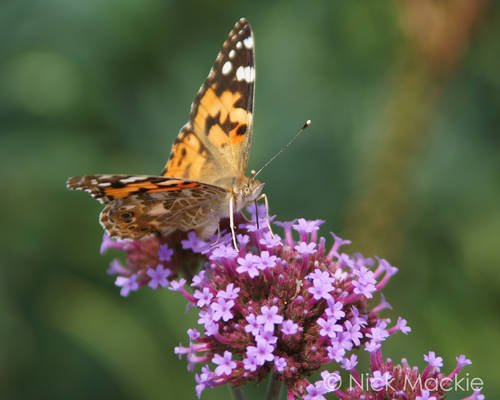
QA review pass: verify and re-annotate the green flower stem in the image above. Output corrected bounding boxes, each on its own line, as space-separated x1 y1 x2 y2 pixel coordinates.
230 386 245 400
265 372 283 400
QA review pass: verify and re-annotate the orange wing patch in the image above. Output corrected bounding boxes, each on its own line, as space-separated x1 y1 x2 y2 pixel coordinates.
104 181 201 199
194 86 251 147
163 126 209 179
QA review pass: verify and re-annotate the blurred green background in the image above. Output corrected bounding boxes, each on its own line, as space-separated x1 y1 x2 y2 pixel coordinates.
1 0 499 399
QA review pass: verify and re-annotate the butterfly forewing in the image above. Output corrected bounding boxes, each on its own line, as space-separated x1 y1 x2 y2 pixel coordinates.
163 18 255 187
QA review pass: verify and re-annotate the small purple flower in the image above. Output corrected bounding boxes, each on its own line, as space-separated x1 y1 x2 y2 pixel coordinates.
181 231 206 252
274 356 287 372
210 298 235 322
469 389 485 400
256 305 283 332
158 244 174 262
260 231 281 248
210 244 238 260
115 274 139 297
395 317 411 334
352 267 377 298
246 340 275 366
245 313 260 336
365 340 381 353
336 332 354 351
168 278 187 292
308 269 333 283
191 270 207 288
195 365 214 398
256 330 278 345
107 259 129 276
237 234 250 247
327 342 346 362
456 354 472 368
243 355 258 372
187 328 200 341
308 279 333 301
343 320 362 346
295 241 317 255
254 251 278 271
341 354 358 370
366 325 389 343
193 287 214 307
146 264 171 289
212 351 237 376
236 253 260 278
416 390 437 400
304 383 327 400
281 319 299 335
325 300 345 321
293 218 323 234
370 370 392 390
317 317 342 339
217 283 240 300
424 351 444 370
198 309 215 328
100 233 130 254
377 257 398 276
317 370 341 393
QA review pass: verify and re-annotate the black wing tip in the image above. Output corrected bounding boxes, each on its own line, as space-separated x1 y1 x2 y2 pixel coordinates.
234 17 252 33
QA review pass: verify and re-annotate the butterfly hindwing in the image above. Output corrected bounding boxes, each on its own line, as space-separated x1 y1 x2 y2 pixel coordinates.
163 18 255 186
67 175 229 239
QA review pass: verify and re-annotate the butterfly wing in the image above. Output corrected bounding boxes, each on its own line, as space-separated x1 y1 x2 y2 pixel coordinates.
67 175 229 239
162 18 255 187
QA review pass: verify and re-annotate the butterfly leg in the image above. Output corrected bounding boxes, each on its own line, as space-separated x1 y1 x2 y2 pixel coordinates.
210 224 222 247
240 208 253 223
229 196 239 251
255 200 260 230
256 193 276 238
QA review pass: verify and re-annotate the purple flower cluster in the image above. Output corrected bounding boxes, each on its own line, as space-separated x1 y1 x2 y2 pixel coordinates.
99 207 483 399
101 230 207 296
303 351 480 400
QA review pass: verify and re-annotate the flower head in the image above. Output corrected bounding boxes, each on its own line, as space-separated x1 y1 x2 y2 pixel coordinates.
172 209 417 398
97 209 477 400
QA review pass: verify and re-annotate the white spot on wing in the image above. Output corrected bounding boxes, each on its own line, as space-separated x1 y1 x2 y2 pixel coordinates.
236 41 242 49
236 66 255 83
120 176 146 184
229 49 235 59
243 36 253 49
222 61 232 75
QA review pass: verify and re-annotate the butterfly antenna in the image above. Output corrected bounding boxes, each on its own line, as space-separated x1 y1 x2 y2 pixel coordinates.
252 120 311 179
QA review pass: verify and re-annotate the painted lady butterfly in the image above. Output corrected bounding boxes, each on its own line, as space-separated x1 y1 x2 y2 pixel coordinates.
67 18 265 248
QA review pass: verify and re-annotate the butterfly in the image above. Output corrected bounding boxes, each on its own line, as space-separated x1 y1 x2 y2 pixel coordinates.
67 18 266 249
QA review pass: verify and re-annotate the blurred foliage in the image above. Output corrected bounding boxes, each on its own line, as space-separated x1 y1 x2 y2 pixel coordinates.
1 0 499 399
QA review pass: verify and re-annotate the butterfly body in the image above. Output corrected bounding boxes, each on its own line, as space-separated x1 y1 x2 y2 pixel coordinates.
67 19 263 243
